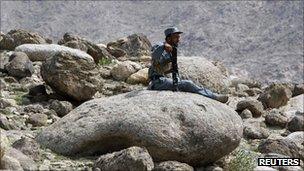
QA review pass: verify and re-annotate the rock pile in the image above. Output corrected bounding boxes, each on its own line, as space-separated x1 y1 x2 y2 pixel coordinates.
0 28 303 170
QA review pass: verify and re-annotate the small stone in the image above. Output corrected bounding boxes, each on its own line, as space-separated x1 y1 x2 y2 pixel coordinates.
139 56 151 62
26 113 48 127
236 99 264 117
0 114 18 130
0 79 7 90
258 138 302 159
4 52 34 78
110 61 142 81
0 98 17 108
0 129 9 159
6 147 38 171
50 100 73 117
285 131 304 150
254 166 277 171
23 104 44 113
3 76 18 83
203 166 224 171
236 83 250 92
153 161 194 171
243 125 269 139
93 146 154 171
287 113 304 132
244 88 262 96
265 109 289 128
258 83 292 109
0 155 23 171
293 83 304 97
126 68 149 85
12 137 41 161
239 109 252 119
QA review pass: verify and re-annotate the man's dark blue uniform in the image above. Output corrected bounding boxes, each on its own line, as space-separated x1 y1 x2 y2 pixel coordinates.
147 27 228 103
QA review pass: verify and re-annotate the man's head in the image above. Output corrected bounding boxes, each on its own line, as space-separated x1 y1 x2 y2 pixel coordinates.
164 27 183 47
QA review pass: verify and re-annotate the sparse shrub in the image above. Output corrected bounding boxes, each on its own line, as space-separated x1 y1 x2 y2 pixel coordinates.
228 149 257 171
14 92 28 105
98 58 113 66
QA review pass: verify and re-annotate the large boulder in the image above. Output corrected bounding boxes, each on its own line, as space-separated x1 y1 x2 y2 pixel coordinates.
258 83 293 109
36 90 243 166
178 57 230 93
40 47 101 101
15 44 93 62
107 33 152 60
58 33 114 63
4 52 34 78
0 29 49 50
93 146 154 171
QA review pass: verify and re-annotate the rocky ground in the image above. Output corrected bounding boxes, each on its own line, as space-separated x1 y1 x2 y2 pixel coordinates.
0 29 303 171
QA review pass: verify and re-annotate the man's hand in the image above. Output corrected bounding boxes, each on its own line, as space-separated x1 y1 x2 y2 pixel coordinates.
164 43 173 53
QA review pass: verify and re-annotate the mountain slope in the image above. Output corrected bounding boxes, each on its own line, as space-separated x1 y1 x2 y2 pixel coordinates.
1 1 303 84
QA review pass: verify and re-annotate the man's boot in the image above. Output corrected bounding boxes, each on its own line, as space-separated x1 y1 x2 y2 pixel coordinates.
214 94 229 103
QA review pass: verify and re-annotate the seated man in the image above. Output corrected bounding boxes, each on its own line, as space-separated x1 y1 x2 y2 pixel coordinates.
147 27 228 103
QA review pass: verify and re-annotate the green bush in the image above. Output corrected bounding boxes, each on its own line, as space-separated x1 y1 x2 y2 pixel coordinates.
228 149 257 171
14 92 28 105
98 58 113 66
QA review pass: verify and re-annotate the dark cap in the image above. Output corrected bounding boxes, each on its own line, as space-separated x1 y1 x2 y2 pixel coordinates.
164 27 183 37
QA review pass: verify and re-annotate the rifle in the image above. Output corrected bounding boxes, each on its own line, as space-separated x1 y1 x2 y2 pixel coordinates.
171 46 179 91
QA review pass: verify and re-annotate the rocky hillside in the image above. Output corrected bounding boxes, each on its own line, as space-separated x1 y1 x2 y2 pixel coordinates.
1 1 303 84
0 29 304 171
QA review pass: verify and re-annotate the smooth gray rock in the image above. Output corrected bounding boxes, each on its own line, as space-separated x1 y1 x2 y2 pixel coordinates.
36 90 243 166
15 44 92 62
178 57 230 94
93 146 154 171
